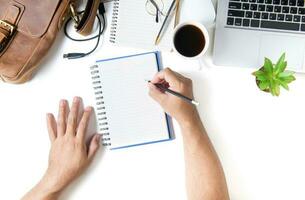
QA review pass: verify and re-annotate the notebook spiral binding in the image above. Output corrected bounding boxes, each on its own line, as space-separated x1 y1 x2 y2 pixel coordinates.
109 0 119 43
90 65 111 147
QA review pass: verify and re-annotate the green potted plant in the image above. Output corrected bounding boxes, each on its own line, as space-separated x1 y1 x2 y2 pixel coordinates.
252 53 296 96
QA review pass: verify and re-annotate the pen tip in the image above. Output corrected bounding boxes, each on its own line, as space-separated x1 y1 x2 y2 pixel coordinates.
155 37 160 45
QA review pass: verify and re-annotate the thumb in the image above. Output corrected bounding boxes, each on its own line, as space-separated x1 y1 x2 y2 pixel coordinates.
88 134 101 162
148 83 167 105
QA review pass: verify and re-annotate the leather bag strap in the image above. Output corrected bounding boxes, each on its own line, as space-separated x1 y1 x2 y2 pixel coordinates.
73 0 100 36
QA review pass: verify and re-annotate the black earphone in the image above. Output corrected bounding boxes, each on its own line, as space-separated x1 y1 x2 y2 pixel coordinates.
63 3 106 59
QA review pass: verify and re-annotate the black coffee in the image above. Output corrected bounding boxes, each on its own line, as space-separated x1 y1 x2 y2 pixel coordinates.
174 25 206 57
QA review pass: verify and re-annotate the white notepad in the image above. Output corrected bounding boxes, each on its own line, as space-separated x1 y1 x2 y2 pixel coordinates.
109 0 176 50
90 52 173 150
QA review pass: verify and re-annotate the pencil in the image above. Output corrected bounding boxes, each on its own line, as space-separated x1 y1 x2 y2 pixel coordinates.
155 0 177 45
148 81 199 106
174 0 180 27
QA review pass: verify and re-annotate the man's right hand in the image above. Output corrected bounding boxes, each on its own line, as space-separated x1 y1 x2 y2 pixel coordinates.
148 68 200 126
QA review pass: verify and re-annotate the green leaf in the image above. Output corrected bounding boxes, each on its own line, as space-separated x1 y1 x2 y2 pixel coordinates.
252 70 265 77
263 58 273 75
280 75 296 84
257 74 268 81
269 80 281 96
274 53 286 74
276 79 289 91
275 61 287 74
269 79 276 96
280 81 289 90
278 71 295 78
258 81 269 90
274 83 280 96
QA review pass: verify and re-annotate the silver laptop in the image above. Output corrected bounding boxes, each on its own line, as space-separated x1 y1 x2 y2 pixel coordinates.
213 0 305 72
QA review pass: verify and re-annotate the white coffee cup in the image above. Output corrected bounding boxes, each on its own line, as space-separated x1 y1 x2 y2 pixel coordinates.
172 21 210 60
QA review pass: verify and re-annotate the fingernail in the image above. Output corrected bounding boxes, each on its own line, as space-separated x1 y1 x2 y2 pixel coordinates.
96 134 102 143
85 106 93 112
73 96 80 103
60 99 66 106
46 113 51 118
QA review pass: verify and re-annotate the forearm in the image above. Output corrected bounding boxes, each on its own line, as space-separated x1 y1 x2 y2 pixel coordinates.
22 176 61 200
180 116 229 200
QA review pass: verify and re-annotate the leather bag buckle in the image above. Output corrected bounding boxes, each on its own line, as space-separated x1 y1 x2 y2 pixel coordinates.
0 20 16 36
0 20 16 53
69 3 81 27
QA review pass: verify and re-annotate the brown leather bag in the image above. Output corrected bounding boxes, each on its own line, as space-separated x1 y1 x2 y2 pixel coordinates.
0 0 100 84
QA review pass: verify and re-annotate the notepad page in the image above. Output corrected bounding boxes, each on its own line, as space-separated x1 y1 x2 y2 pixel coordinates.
97 53 170 149
111 0 176 50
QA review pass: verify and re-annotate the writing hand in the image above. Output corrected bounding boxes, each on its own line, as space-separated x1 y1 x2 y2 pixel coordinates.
148 68 200 127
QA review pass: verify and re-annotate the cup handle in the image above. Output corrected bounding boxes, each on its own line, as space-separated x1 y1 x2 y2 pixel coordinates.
197 57 210 72
204 21 216 29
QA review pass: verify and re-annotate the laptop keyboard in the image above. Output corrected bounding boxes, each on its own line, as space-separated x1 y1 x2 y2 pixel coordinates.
227 0 305 32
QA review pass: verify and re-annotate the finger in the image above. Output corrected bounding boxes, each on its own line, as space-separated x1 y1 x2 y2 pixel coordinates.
46 113 57 142
88 134 101 162
151 73 164 84
172 70 187 80
152 68 180 88
77 106 93 142
148 83 168 106
67 97 81 136
57 100 68 136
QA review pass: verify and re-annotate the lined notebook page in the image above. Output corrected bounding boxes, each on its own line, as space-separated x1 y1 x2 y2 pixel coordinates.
97 53 170 149
110 0 176 50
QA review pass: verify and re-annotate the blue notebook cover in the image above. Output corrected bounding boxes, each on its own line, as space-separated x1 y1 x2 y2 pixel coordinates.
90 52 175 150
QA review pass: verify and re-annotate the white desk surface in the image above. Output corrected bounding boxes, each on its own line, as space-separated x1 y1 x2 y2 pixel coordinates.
1 1 305 200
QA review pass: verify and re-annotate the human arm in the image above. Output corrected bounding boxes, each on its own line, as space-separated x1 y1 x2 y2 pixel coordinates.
22 97 101 200
148 68 229 200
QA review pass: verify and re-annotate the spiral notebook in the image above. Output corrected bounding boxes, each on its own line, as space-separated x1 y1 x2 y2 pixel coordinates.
109 0 176 50
90 52 174 150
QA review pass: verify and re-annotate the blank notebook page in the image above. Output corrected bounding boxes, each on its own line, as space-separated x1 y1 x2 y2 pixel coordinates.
96 53 170 149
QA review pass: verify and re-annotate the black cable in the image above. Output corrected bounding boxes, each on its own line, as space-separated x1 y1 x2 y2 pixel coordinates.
63 5 106 59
